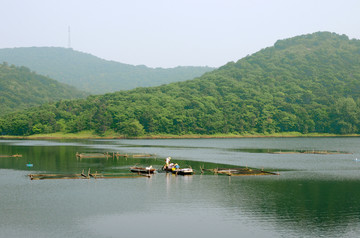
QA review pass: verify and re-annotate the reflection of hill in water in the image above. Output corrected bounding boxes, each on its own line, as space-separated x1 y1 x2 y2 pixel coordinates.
220 177 360 237
0 142 246 173
1 140 360 237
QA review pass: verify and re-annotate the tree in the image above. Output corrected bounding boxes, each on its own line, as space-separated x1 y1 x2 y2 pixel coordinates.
118 119 144 137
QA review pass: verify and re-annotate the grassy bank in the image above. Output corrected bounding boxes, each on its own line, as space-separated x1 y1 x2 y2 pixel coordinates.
0 130 358 140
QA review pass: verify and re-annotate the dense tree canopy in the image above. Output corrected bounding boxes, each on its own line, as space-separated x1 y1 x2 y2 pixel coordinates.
0 47 214 94
1 32 360 136
0 63 87 117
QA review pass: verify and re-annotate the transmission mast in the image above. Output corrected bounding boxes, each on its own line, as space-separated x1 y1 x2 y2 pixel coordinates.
68 26 72 49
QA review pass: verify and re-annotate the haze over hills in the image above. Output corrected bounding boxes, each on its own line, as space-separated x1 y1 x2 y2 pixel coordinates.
0 63 87 116
1 32 360 136
0 47 215 94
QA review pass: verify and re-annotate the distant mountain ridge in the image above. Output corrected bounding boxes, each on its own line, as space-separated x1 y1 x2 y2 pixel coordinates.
0 47 215 94
0 63 87 116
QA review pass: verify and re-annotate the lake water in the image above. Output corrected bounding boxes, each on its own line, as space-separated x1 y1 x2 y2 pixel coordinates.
0 137 360 238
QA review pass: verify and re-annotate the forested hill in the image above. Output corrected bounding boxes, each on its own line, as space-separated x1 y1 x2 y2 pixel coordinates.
0 63 87 116
0 47 214 94
1 32 360 136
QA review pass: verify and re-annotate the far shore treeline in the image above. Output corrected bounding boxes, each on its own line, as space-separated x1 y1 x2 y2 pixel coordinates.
1 32 360 137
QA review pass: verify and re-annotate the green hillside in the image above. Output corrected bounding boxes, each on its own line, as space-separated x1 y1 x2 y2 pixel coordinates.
0 63 87 116
0 47 214 94
1 32 360 136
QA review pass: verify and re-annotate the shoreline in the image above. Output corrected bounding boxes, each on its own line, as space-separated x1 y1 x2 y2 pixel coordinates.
1 132 359 140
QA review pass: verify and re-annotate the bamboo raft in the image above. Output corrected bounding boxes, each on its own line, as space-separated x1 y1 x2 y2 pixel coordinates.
76 152 155 159
130 166 156 174
29 169 151 180
200 167 279 176
0 154 22 158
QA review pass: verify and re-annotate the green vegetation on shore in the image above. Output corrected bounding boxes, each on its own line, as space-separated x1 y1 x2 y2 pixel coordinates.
0 131 350 140
1 32 360 137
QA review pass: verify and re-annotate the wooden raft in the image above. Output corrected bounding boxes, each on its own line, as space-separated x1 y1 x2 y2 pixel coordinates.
76 152 154 159
200 167 279 176
29 169 151 180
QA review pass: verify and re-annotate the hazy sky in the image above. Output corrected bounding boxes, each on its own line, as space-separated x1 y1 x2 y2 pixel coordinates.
2 0 359 68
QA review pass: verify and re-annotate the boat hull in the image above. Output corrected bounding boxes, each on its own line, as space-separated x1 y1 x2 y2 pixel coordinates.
130 167 156 174
171 168 194 175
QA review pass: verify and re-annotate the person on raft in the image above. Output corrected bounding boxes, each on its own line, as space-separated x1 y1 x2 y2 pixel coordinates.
165 157 171 167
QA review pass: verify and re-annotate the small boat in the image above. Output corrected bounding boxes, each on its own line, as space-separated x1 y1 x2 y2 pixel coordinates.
162 162 193 175
162 162 179 172
130 166 156 174
172 168 194 175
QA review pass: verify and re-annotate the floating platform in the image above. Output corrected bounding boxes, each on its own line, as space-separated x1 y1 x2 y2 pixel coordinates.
130 166 156 174
76 152 155 159
29 169 151 180
200 167 279 176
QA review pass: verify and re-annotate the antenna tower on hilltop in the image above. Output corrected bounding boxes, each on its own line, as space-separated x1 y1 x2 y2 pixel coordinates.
68 26 72 49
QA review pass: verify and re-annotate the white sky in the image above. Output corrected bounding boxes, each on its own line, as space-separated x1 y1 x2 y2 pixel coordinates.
1 0 360 68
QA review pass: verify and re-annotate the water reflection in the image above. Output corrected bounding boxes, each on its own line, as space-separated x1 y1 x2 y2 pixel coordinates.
1 138 360 237
223 176 360 237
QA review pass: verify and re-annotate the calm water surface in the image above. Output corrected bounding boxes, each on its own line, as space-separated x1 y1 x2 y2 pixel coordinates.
0 137 360 238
